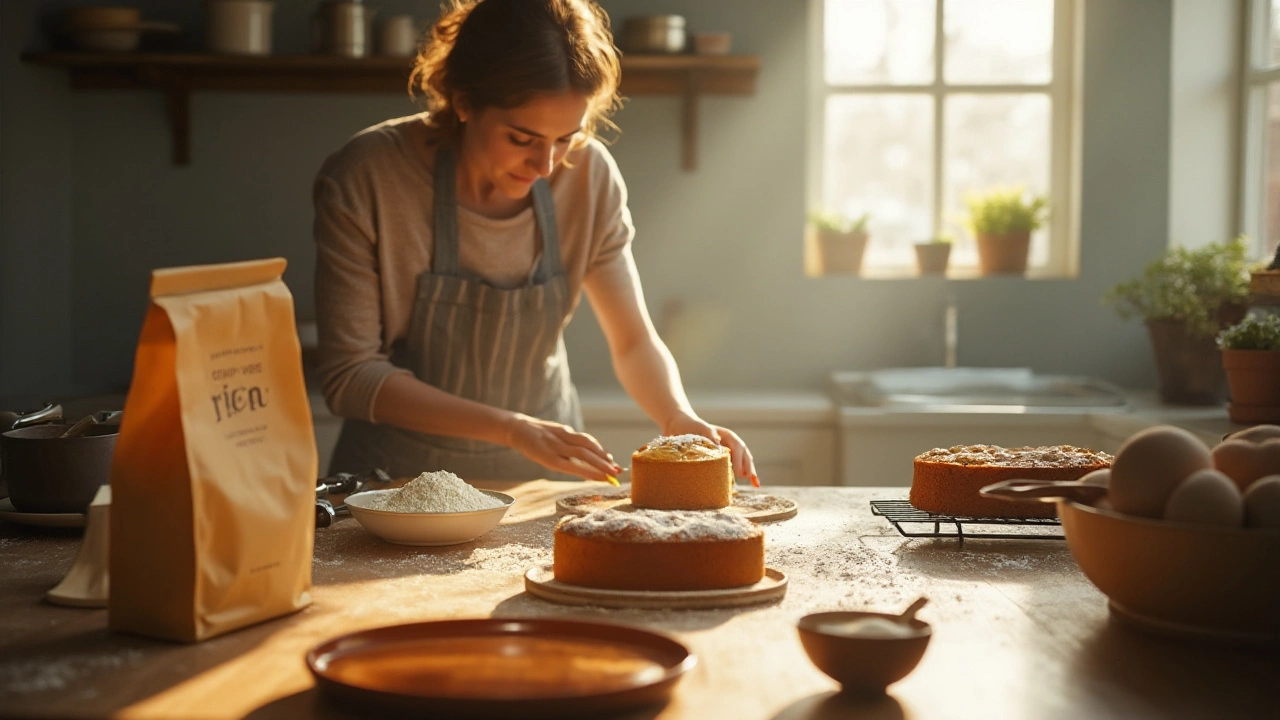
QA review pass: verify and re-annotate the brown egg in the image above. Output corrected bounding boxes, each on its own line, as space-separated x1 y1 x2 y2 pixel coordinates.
1225 424 1280 443
1243 475 1280 529
1110 425 1212 518
1163 469 1244 527
1078 468 1111 487
1211 438 1280 492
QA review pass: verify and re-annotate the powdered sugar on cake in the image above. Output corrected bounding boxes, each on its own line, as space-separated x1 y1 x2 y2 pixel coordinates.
915 445 1113 468
364 470 502 513
636 434 727 461
557 508 761 542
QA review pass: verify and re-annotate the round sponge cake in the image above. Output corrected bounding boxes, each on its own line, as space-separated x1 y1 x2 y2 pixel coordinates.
910 444 1113 518
553 508 764 591
630 434 734 510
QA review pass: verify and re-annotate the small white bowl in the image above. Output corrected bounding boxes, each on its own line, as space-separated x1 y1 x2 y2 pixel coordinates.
344 489 514 546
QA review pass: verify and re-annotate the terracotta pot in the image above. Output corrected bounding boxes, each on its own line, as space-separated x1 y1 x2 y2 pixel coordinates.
817 229 868 275
1145 309 1244 405
913 243 951 276
1223 349 1280 423
975 231 1030 275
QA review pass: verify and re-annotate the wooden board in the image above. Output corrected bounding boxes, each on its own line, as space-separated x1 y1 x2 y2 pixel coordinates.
556 487 798 523
523 566 787 609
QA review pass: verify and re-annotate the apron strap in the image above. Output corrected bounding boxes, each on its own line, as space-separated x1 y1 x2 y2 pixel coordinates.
431 144 463 276
530 178 562 283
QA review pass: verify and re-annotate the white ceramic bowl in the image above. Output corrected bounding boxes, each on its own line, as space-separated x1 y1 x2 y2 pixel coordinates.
344 489 514 546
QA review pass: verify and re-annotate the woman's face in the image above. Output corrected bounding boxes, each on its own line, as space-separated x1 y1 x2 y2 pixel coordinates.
456 90 591 201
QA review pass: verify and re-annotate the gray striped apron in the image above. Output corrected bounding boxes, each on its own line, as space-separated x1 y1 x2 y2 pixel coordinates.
328 144 583 481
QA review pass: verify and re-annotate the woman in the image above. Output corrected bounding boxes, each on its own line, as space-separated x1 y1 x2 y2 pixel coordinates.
313 0 756 484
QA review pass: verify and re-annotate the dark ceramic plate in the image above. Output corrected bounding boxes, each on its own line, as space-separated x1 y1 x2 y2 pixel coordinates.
307 617 695 718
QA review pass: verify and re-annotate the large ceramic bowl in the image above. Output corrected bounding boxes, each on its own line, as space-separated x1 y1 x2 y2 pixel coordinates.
1058 498 1280 642
344 490 514 546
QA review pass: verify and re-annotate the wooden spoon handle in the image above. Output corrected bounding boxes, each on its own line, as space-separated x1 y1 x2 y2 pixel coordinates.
979 479 1106 504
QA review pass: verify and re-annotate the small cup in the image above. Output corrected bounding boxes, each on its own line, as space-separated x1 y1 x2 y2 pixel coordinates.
378 15 418 58
692 31 732 56
797 611 931 695
2 425 118 514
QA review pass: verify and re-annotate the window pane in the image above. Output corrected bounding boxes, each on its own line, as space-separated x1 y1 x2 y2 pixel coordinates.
945 0 1053 84
1271 1 1280 67
943 94 1051 267
825 0 935 85
824 94 934 267
1266 82 1280 259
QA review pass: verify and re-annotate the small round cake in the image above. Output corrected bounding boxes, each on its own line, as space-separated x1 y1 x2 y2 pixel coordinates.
630 434 733 510
910 444 1114 518
553 508 764 591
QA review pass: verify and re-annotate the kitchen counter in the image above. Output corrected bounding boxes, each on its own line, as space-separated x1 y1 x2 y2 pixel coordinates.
2 482 1276 720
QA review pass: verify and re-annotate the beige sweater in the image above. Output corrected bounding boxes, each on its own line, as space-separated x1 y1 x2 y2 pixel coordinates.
313 113 634 421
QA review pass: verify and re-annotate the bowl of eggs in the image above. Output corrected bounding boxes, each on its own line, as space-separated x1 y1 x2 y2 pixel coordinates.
797 598 932 695
982 425 1280 644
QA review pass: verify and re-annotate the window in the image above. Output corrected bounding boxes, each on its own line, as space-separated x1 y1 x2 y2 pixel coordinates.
1241 0 1280 263
807 0 1081 277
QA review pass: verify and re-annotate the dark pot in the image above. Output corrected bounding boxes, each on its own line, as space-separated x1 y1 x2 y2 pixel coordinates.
1 424 117 513
1145 320 1229 405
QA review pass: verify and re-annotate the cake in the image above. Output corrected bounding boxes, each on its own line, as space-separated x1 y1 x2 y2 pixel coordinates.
910 444 1114 518
553 508 764 591
630 434 733 510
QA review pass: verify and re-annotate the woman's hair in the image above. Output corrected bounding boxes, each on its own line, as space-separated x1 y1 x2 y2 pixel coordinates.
410 0 622 146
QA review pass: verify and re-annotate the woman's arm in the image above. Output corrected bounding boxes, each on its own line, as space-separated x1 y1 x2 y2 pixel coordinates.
584 249 758 482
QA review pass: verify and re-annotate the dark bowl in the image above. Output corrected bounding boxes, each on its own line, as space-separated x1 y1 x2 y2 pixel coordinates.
1 424 117 513
797 611 931 695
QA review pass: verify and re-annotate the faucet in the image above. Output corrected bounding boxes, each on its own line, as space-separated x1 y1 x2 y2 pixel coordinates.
944 297 957 369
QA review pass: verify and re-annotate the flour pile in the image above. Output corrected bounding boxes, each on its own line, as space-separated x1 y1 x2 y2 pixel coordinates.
367 470 502 513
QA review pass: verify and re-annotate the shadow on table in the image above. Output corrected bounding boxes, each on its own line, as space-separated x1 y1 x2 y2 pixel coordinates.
889 537 1075 582
245 686 669 720
1068 613 1280 718
489 592 749 632
769 690 906 720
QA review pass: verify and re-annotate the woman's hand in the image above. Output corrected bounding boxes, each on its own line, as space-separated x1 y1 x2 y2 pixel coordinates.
506 414 622 482
663 413 759 487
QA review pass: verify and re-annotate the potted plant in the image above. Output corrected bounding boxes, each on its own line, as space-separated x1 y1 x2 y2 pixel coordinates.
1103 237 1251 405
964 187 1049 275
810 211 870 275
913 235 952 276
1218 314 1280 423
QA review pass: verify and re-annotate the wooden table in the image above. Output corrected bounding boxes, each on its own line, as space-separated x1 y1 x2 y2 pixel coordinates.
1 482 1276 720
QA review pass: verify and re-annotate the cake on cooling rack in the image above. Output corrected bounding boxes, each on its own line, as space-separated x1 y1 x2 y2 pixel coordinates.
553 507 764 591
910 444 1114 519
629 434 734 510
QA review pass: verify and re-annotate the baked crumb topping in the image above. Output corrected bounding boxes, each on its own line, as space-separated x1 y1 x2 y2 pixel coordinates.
634 434 727 461
914 444 1113 468
557 507 761 542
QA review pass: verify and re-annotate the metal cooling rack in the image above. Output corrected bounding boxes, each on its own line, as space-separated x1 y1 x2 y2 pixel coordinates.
870 499 1063 541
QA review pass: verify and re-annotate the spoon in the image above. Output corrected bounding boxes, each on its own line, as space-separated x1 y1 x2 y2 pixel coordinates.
978 478 1107 504
898 596 929 624
60 415 99 439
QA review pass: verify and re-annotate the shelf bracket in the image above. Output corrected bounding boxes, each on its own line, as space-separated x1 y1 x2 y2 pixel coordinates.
681 69 700 172
132 65 191 165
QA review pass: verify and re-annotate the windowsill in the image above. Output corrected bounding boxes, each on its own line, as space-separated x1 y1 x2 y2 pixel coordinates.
807 265 1079 280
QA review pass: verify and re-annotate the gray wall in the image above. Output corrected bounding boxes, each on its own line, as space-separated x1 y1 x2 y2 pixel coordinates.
1 0 1177 404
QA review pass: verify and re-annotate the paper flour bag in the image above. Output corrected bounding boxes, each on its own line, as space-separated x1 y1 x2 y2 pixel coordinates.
109 258 316 642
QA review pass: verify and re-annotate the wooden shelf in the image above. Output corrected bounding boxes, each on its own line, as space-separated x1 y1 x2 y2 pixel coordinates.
20 52 759 169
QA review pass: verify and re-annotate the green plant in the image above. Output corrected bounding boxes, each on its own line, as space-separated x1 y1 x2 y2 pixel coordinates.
1103 237 1252 338
1218 314 1280 351
809 211 870 235
918 234 953 245
965 187 1049 235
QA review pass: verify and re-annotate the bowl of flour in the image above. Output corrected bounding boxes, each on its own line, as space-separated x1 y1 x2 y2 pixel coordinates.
344 470 514 546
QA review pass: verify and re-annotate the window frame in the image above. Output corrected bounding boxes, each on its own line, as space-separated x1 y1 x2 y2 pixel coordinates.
1239 0 1280 258
806 0 1083 278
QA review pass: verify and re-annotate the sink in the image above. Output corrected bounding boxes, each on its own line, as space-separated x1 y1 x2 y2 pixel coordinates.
830 367 1130 414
